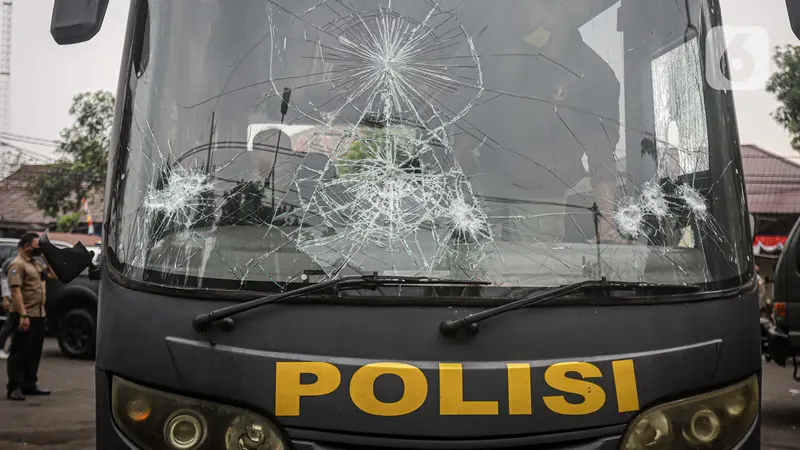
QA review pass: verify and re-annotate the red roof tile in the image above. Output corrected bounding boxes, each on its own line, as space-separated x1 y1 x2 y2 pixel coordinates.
742 144 800 214
40 231 102 247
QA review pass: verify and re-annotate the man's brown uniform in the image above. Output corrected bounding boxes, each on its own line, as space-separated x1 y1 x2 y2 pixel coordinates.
6 256 46 317
5 255 47 395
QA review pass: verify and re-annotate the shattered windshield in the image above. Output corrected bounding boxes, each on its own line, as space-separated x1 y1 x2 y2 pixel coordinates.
107 0 750 292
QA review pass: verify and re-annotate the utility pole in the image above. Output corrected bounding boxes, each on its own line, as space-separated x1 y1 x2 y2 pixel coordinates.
0 0 11 134
0 1 12 179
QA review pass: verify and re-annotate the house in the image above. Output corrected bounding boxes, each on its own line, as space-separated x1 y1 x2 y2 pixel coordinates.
42 231 102 247
741 144 800 287
0 164 104 239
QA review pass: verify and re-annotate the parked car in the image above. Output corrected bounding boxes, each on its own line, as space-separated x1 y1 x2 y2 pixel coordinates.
0 237 99 360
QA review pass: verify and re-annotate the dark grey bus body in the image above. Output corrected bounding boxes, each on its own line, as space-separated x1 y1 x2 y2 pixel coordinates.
49 0 793 448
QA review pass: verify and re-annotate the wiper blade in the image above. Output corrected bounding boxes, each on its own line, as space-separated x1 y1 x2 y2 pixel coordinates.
439 278 701 338
193 272 489 332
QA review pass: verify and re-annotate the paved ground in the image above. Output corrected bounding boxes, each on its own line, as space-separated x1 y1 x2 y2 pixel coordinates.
0 339 798 449
761 361 800 450
0 340 94 450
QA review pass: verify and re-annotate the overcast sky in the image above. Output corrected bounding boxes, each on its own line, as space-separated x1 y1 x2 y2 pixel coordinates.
9 0 800 161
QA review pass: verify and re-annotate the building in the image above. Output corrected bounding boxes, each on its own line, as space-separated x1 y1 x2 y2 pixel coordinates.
741 144 800 286
0 164 103 238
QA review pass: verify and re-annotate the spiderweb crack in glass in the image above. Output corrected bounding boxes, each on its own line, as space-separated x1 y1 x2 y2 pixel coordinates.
677 184 708 220
614 198 647 239
296 3 484 131
271 1 490 276
641 182 669 219
142 166 216 229
612 182 711 237
612 181 673 238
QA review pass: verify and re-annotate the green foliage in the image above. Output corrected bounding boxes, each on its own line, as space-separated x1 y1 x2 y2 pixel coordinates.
338 139 374 175
56 211 83 233
766 45 800 151
26 90 115 218
337 127 421 175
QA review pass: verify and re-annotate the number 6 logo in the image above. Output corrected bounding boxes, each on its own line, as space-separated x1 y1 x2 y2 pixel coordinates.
706 26 770 91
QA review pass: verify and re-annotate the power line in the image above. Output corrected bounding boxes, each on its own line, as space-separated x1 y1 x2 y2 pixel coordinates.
0 140 56 162
0 131 59 147
0 131 58 144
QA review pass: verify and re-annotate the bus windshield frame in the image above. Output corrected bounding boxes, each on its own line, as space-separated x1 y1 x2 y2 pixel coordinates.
104 0 752 296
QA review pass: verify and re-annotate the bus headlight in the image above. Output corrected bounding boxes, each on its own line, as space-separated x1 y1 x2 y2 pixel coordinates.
111 376 286 450
620 375 758 450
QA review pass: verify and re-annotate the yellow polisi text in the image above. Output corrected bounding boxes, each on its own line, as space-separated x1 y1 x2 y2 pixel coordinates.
274 359 639 417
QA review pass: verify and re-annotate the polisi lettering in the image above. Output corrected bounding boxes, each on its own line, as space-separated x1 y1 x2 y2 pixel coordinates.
275 359 640 417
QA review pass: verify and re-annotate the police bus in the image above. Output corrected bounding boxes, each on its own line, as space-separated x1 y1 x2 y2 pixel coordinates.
41 0 800 449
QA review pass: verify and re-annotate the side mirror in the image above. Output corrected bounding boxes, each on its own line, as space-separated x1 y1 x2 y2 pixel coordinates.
787 0 800 40
39 230 96 284
51 0 110 45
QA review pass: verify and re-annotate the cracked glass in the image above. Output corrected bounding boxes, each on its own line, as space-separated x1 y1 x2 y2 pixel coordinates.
106 0 750 294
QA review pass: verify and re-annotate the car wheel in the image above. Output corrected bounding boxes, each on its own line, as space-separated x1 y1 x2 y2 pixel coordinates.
57 308 96 360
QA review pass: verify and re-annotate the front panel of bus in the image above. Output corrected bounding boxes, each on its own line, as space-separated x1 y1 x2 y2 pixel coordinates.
94 0 760 449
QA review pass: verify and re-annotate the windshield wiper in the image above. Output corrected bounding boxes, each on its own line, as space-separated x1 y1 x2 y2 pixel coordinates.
193 273 490 333
439 278 702 338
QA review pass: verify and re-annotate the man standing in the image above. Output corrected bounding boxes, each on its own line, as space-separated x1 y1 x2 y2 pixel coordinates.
454 0 623 244
0 253 17 359
5 233 52 401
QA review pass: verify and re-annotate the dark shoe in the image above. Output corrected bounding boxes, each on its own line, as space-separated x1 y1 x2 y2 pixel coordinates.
22 386 50 396
6 389 24 401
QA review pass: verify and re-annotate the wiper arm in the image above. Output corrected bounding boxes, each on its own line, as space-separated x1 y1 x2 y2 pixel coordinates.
193 272 489 333
439 278 701 338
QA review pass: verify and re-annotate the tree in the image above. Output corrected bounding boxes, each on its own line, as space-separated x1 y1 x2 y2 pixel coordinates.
766 45 800 151
338 127 422 175
26 90 115 218
56 211 82 233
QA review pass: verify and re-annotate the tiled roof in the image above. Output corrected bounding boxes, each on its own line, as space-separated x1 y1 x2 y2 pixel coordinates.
40 231 102 247
0 164 104 229
741 144 800 215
